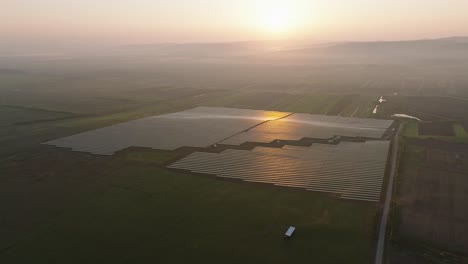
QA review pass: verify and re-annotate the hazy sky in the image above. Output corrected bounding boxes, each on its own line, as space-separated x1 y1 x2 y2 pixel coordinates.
2 0 468 50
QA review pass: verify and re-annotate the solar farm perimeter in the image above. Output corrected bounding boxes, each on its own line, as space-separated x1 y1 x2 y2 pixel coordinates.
46 107 394 202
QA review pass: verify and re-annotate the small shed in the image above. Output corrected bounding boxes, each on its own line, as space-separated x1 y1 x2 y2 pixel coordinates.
284 226 296 239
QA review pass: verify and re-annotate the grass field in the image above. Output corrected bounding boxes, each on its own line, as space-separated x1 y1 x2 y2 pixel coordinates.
0 148 379 264
117 148 183 164
454 124 468 141
402 122 419 137
0 105 75 127
402 122 468 143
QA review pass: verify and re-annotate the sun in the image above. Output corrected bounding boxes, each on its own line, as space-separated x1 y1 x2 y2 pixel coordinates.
261 6 291 33
258 2 294 34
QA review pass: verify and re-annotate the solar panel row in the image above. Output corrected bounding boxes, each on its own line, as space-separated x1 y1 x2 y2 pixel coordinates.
168 141 390 202
44 107 291 155
44 107 393 155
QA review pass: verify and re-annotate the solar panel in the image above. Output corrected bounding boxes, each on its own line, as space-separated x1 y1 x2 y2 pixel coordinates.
44 107 291 155
44 107 393 155
43 106 394 202
221 113 393 145
169 141 390 202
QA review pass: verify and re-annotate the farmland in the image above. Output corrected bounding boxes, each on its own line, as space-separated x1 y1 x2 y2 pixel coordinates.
418 122 455 136
389 138 468 263
401 121 468 143
0 146 379 264
379 96 468 121
385 101 468 263
0 105 74 127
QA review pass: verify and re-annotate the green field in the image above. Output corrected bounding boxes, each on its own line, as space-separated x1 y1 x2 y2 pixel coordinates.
453 124 468 141
402 122 419 137
0 105 75 126
0 148 379 264
402 122 468 143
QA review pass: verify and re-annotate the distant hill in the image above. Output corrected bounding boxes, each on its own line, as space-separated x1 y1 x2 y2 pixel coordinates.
115 39 310 58
117 41 278 57
115 37 468 59
285 37 468 58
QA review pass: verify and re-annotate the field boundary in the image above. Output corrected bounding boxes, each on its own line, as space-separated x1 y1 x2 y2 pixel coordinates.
375 123 402 264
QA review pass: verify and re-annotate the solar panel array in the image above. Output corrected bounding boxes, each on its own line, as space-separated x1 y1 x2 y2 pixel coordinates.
44 107 393 157
44 107 290 155
221 114 394 145
168 141 390 202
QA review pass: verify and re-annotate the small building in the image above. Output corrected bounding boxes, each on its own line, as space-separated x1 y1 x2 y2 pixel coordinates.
284 226 296 239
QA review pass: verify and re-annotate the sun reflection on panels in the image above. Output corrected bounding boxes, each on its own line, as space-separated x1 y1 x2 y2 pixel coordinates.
221 113 393 145
44 107 291 155
44 106 393 163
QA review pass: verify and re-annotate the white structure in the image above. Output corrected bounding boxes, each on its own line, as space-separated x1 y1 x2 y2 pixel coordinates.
284 226 296 238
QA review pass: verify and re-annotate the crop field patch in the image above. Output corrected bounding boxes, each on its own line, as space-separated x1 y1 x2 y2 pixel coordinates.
394 139 468 254
169 141 390 202
460 121 468 132
418 122 455 136
0 105 74 127
379 96 468 121
326 95 359 116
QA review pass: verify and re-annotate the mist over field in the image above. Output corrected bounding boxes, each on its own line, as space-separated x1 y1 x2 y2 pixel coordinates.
2 37 468 107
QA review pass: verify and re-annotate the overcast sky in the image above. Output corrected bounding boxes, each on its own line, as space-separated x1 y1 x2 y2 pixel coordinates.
2 0 468 51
